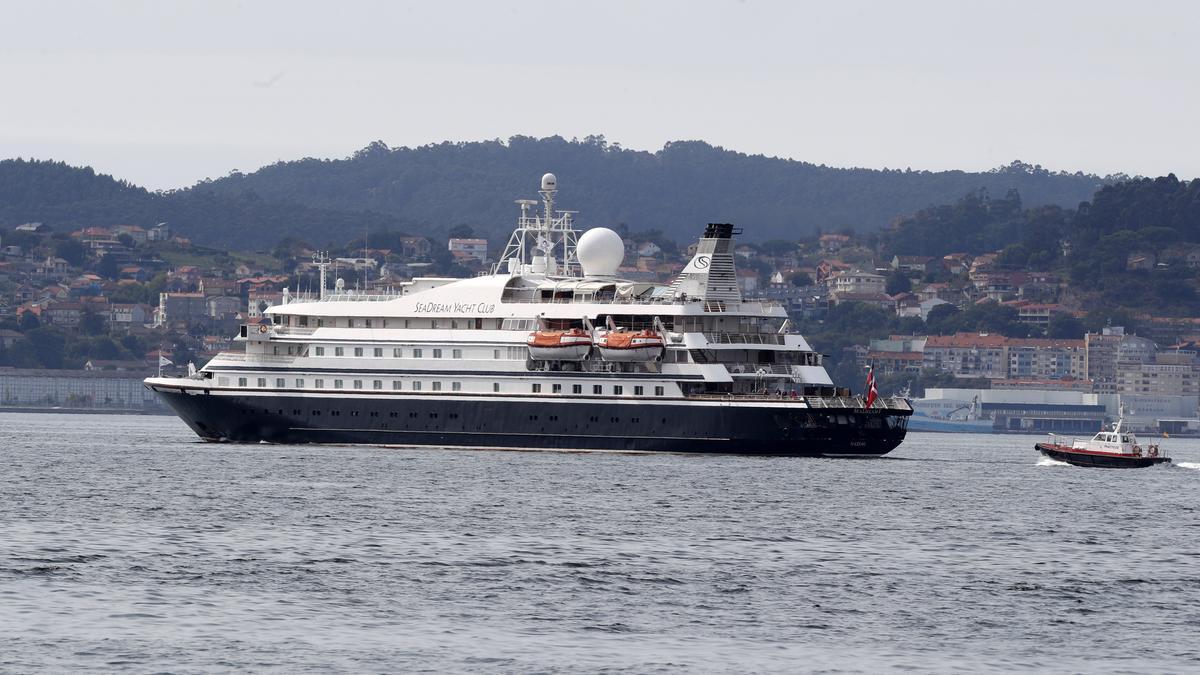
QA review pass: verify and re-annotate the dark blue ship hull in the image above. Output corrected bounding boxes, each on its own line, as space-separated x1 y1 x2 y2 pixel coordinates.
148 384 910 457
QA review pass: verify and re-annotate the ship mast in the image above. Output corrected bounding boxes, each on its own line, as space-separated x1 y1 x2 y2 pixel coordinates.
494 173 580 277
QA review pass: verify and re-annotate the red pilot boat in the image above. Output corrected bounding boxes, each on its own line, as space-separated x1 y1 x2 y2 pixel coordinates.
1035 418 1171 468
526 328 592 361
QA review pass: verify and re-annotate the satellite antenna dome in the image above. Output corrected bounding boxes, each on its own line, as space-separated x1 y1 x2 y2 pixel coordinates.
576 227 624 277
541 173 557 191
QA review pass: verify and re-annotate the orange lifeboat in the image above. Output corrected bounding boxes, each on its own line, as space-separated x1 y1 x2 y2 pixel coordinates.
597 329 665 362
526 328 592 361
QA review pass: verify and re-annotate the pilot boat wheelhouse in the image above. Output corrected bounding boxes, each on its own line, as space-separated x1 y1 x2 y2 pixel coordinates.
146 174 911 456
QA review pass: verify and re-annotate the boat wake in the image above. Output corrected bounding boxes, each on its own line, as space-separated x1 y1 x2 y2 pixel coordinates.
1036 456 1070 467
1174 462 1200 471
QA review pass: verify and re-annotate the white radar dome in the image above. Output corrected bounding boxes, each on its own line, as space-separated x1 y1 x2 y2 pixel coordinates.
541 173 557 191
576 227 624 277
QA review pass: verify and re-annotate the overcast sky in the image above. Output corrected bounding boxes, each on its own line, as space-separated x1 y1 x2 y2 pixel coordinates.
1 0 1196 190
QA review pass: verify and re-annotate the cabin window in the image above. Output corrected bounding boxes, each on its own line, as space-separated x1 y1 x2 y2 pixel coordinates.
276 378 286 388
348 319 355 328
431 320 439 329
634 386 644 396
494 349 501 359
317 318 325 327
655 386 664 396
257 378 266 387
452 382 462 392
374 348 383 357
614 385 623 395
552 384 562 394
315 379 324 388
237 377 248 387
373 380 382 390
354 347 364 357
413 348 423 358
273 346 279 355
393 348 402 358
393 381 402 390
452 349 462 359
334 379 344 389
287 346 294 356
353 380 363 389
365 319 372 328
451 320 458 329
413 381 422 391
433 349 443 359
334 347 344 357
1122 436 1130 443
493 383 500 392
572 384 582 394
296 378 304 388
315 346 325 356
299 316 309 327
432 382 442 391
532 383 542 393
593 385 602 395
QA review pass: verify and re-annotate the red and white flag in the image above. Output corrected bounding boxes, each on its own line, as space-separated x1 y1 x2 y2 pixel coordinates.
865 365 878 409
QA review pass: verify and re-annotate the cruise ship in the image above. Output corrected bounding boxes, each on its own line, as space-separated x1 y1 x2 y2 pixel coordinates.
145 174 911 456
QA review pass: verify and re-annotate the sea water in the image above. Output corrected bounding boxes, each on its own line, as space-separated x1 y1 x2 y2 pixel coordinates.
1 412 1198 673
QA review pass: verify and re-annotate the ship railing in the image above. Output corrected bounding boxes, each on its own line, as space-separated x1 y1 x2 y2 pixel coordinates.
208 353 296 364
270 326 318 336
682 393 909 410
702 332 787 345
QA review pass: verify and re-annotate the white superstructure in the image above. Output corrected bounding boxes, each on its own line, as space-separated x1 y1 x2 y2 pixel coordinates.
195 174 833 401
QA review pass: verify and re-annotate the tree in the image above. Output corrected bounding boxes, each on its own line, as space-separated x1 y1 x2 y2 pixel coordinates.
18 311 40 331
96 253 120 279
924 303 960 335
448 224 475 240
54 238 86 266
1046 313 1085 339
885 270 912 295
789 271 814 287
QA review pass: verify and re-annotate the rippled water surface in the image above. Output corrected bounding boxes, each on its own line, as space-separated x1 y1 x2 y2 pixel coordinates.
2 412 1199 673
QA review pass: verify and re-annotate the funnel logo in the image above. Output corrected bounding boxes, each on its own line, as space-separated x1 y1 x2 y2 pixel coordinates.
682 254 712 274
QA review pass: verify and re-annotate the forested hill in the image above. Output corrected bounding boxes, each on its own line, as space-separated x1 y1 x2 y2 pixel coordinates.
198 136 1111 244
3 138 1113 248
0 159 414 249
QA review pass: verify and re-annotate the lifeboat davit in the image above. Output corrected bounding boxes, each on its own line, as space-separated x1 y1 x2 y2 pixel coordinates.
526 328 592 361
597 329 665 362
